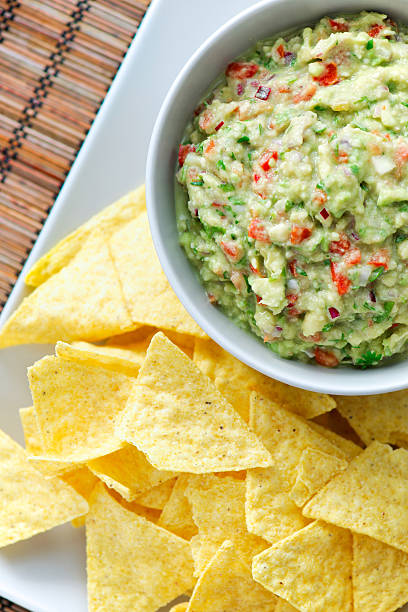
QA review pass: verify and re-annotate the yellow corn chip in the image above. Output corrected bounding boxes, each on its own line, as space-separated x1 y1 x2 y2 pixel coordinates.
134 478 176 509
187 540 278 611
303 442 408 553
353 533 408 612
252 521 353 612
61 467 98 501
58 341 141 377
19 406 74 477
86 483 195 612
194 338 335 421
307 420 362 460
88 443 176 502
312 409 364 447
118 333 272 473
0 231 134 348
0 429 88 548
170 604 189 612
158 475 198 540
109 212 206 338
336 391 408 448
29 353 133 463
290 448 348 508
107 489 162 524
107 326 195 358
25 186 146 287
186 474 268 574
246 393 345 543
275 600 297 611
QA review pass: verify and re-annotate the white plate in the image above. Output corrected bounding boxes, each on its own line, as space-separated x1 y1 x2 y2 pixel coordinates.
0 1 256 610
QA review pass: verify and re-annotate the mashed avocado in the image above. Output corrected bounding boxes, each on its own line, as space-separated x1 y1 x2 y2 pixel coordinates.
176 12 408 368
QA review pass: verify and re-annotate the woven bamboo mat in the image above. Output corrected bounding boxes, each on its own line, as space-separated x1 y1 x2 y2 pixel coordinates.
0 2 150 608
0 0 150 312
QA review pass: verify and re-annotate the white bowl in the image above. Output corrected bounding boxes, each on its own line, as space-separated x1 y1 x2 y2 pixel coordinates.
146 0 408 396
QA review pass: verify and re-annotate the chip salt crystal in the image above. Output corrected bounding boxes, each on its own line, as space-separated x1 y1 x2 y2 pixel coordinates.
186 540 278 611
303 442 408 553
186 474 268 575
0 429 88 548
117 333 273 473
353 533 408 612
25 185 147 287
252 521 353 612
86 483 195 612
109 212 207 338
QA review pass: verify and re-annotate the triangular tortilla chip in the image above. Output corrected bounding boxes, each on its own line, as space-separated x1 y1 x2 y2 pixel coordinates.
0 231 134 348
29 353 133 463
186 474 268 575
353 533 408 612
25 186 146 287
86 483 195 612
158 475 198 540
87 443 176 502
307 420 362 460
107 326 195 358
252 521 353 612
134 478 176 509
290 448 348 508
0 429 88 548
245 393 345 543
109 211 206 338
58 341 142 376
303 442 408 553
61 467 98 501
187 540 278 611
194 338 335 420
336 391 408 448
19 406 74 477
118 333 272 473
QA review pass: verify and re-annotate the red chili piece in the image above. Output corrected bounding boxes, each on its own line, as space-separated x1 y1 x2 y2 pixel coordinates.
215 121 224 131
290 225 312 244
313 62 339 86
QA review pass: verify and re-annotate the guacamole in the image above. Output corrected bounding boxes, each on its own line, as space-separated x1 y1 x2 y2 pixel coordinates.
176 12 408 368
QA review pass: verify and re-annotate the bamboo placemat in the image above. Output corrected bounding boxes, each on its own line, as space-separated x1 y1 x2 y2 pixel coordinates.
0 2 150 608
0 0 150 312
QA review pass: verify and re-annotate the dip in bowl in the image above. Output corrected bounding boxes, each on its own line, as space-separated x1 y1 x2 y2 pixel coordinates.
147 0 408 394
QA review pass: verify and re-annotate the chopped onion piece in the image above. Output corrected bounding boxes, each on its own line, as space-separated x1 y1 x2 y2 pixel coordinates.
320 207 329 220
369 290 376 303
359 265 372 286
329 306 340 319
372 155 395 175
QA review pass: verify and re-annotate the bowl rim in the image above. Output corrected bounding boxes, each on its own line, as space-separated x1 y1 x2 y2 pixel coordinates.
146 0 408 396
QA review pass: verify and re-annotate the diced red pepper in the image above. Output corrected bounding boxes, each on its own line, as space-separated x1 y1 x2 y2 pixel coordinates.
259 150 278 171
289 260 298 277
248 218 270 242
314 347 339 368
220 240 241 262
368 24 384 37
226 62 258 79
343 247 361 266
313 62 339 87
290 225 312 245
330 233 350 255
276 44 285 58
178 144 195 167
293 82 317 103
368 248 390 270
329 18 349 32
331 262 351 295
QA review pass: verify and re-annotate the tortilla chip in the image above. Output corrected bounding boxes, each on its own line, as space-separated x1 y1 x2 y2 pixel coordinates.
158 475 198 540
170 605 189 612
134 478 176 510
353 533 408 612
29 353 133 463
290 448 348 508
312 409 365 447
275 600 297 611
245 393 345 543
107 326 195 358
336 391 408 448
109 212 206 338
194 338 334 420
58 341 141 377
86 483 195 612
303 442 408 553
307 420 362 460
0 429 88 548
118 333 272 473
106 489 162 524
186 474 268 575
187 540 278 611
19 406 74 477
0 231 134 348
61 467 98 501
252 521 353 612
25 186 146 287
88 443 176 502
